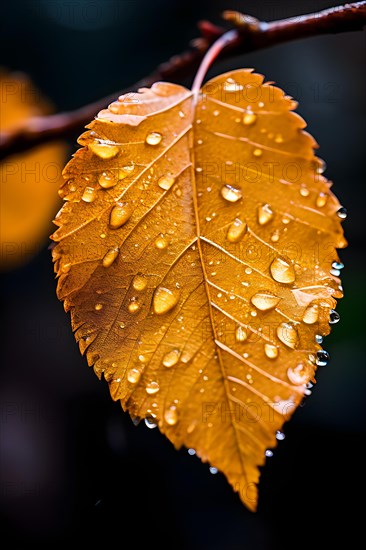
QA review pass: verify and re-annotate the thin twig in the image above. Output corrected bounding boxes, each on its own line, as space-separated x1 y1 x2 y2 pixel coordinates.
1 2 365 161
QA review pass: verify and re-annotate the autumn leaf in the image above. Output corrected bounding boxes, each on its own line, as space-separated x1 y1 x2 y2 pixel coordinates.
0 71 66 270
52 70 346 511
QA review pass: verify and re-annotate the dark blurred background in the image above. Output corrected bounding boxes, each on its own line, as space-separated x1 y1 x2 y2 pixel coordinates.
0 1 365 548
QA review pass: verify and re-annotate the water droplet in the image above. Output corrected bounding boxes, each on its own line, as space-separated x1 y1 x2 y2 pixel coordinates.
99 170 117 189
300 185 310 197
265 449 273 457
330 268 340 277
220 184 242 203
329 309 340 324
164 405 178 426
102 247 119 268
287 363 309 385
162 349 180 367
188 448 196 456
277 322 299 349
264 343 278 359
315 192 328 208
235 326 247 342
132 274 147 292
270 257 296 284
128 301 140 314
146 132 162 146
332 261 344 270
126 368 141 384
243 111 257 126
257 203 273 225
274 134 284 143
146 381 160 395
315 334 323 344
316 350 330 366
251 292 280 311
153 286 180 315
337 207 347 219
245 267 252 275
226 218 247 243
158 175 175 190
253 148 263 157
94 303 103 311
271 230 280 243
145 417 157 429
82 187 97 203
276 430 285 441
109 202 132 229
302 303 319 324
154 236 168 249
209 467 218 475
223 78 243 92
213 110 220 117
89 142 119 159
178 110 185 118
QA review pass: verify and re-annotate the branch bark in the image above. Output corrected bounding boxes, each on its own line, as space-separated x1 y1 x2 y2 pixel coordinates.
1 2 365 161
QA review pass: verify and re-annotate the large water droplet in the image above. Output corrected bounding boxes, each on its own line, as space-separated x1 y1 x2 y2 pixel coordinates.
287 363 309 385
132 274 147 291
164 405 178 426
253 148 263 157
94 303 103 311
243 111 257 126
302 303 319 324
329 309 340 324
109 202 132 229
145 417 157 429
315 334 323 344
271 230 280 243
235 326 247 342
220 184 242 203
127 367 141 384
146 132 162 146
277 322 299 349
209 467 218 475
276 430 285 441
99 170 117 189
119 164 135 179
270 257 296 284
153 287 180 315
158 175 175 190
146 381 160 395
257 204 274 225
265 449 273 457
102 247 119 268
82 187 97 203
251 292 280 311
332 261 344 270
162 349 180 367
316 350 330 366
337 207 347 219
188 448 196 456
89 142 119 159
264 343 278 359
226 218 247 243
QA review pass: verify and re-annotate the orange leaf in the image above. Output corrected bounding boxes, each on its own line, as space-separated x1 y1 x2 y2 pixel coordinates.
52 70 346 511
0 72 66 270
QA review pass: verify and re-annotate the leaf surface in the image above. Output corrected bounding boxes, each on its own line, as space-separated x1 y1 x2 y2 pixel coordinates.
52 70 346 510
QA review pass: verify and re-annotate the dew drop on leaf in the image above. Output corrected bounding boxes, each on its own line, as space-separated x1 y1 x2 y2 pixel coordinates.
146 132 162 146
270 257 296 284
220 184 242 203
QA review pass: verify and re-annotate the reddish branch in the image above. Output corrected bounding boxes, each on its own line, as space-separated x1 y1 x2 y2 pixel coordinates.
1 2 365 161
